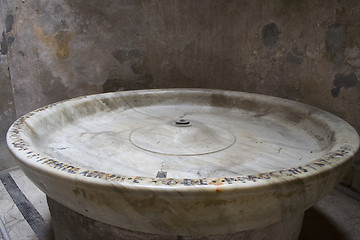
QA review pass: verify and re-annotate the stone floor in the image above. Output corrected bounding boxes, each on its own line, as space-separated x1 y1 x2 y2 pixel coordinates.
299 184 360 240
0 167 359 240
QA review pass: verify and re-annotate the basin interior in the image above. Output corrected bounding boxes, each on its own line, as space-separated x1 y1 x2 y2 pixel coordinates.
22 90 337 179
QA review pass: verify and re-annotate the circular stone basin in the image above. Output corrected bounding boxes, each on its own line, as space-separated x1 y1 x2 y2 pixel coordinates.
7 89 359 237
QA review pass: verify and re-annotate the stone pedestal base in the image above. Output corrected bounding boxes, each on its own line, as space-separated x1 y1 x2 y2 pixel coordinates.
47 197 303 240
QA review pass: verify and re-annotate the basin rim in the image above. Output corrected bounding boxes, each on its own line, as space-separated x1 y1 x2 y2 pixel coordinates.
6 88 360 193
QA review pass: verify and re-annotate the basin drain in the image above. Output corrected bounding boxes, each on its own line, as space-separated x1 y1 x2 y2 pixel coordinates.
175 119 191 127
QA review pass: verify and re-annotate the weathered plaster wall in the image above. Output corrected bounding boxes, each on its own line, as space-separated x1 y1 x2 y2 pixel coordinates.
1 0 360 190
0 1 18 170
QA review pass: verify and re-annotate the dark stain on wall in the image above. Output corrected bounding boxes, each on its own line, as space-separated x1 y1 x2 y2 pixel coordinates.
262 23 279 47
1 32 8 55
326 24 346 55
1 15 15 55
102 74 153 93
0 35 14 55
131 58 146 74
7 36 14 44
103 79 121 92
331 72 358 97
108 48 151 92
39 70 69 103
5 15 14 33
112 49 144 63
112 50 126 63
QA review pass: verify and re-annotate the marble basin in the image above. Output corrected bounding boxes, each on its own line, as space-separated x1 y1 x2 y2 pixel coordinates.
7 89 359 237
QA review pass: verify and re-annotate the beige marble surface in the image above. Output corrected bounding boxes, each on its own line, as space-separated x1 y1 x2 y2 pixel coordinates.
6 89 360 236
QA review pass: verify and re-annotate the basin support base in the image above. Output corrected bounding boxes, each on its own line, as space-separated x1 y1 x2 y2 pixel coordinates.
47 196 304 240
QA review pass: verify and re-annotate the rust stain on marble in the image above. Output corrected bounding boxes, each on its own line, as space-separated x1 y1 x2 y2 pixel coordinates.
24 121 38 138
34 26 73 59
73 187 87 199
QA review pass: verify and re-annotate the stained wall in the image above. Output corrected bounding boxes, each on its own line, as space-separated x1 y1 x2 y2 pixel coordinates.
1 0 360 191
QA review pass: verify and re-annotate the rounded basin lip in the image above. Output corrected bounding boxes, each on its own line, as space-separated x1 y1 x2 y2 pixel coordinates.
6 88 360 193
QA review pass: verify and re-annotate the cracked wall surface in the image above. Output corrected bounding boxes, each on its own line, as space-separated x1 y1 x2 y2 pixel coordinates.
1 0 360 191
